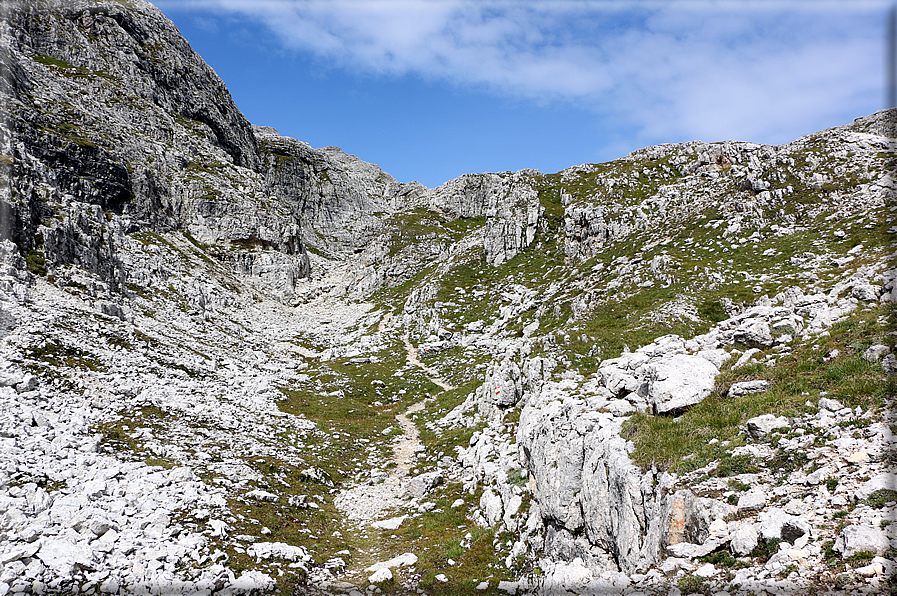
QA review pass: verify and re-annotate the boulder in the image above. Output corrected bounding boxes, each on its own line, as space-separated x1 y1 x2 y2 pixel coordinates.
733 319 774 347
400 471 443 499
744 414 789 440
882 353 897 375
863 344 890 362
37 537 95 576
645 354 719 414
854 473 897 501
368 568 393 584
757 508 808 543
818 397 844 411
480 489 503 527
365 552 418 572
696 348 731 369
372 516 407 530
736 490 766 514
249 542 310 562
730 524 759 556
728 380 770 397
834 525 890 558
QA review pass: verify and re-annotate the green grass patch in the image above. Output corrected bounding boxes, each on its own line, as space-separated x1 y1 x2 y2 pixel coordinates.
25 341 104 372
25 250 47 276
865 489 897 509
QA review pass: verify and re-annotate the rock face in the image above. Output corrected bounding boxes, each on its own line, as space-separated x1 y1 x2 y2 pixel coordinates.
429 171 543 265
0 0 547 304
1 0 896 594
517 387 676 574
255 127 427 256
0 0 313 300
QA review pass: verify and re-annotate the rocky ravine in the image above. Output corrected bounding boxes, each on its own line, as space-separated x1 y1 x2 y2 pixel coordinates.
1 1 896 595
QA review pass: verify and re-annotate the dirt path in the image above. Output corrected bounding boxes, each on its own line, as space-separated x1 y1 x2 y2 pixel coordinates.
402 333 456 392
330 327 458 586
334 333 451 524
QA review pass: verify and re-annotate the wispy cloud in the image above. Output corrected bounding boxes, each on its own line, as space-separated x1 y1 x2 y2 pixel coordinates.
160 0 890 146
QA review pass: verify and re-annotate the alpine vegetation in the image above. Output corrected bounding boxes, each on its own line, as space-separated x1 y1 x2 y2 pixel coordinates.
0 1 894 595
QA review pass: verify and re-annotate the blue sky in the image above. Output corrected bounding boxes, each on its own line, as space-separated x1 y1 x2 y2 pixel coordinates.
156 1 891 188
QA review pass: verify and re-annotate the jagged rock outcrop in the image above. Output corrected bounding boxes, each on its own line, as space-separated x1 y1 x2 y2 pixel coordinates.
255 126 426 256
562 121 895 263
0 0 313 299
1 0 895 593
429 170 543 265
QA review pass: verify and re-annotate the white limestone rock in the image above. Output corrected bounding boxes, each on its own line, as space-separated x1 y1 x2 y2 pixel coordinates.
834 525 890 558
863 344 890 362
728 380 770 396
365 552 418 572
744 414 789 440
854 473 897 501
249 542 310 562
882 353 897 375
36 537 95 577
737 490 767 514
401 471 444 499
479 488 504 527
756 508 809 543
371 516 407 530
730 524 759 556
368 567 393 584
645 354 719 414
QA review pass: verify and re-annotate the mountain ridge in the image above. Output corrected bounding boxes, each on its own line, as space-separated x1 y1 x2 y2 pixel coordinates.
0 1 895 595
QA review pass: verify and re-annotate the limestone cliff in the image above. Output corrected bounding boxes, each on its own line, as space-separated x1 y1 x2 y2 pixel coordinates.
0 1 894 595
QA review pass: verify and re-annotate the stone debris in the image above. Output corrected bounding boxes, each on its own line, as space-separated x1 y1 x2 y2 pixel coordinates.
744 414 790 440
0 0 894 594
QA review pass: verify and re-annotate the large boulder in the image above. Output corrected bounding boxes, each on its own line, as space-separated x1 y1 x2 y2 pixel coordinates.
645 354 719 414
834 525 890 558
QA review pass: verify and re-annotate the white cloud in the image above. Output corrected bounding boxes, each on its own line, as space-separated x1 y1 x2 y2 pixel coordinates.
162 0 890 145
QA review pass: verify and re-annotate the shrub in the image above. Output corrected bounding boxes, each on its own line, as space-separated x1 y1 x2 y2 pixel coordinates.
678 573 705 594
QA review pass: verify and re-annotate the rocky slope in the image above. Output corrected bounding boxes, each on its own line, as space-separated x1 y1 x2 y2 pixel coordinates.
0 1 895 595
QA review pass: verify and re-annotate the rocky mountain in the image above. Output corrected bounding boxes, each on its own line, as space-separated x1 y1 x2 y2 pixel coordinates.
0 1 895 595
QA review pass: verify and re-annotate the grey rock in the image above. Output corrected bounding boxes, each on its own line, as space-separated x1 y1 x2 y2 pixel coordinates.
645 354 719 414
756 508 808 543
365 552 417 572
666 535 728 559
730 524 759 556
733 319 774 348
818 397 844 411
863 344 890 362
14 374 37 394
696 348 731 369
883 353 897 374
371 516 407 530
736 490 766 514
834 525 890 558
744 414 789 440
517 385 703 573
248 542 310 562
246 489 278 503
852 282 880 302
480 488 504 527
728 380 770 397
368 567 393 583
400 471 443 499
429 171 542 266
37 537 95 576
854 473 896 501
